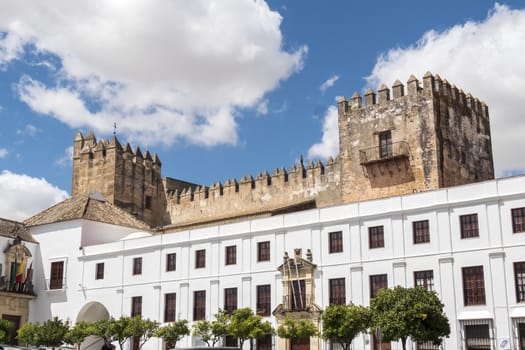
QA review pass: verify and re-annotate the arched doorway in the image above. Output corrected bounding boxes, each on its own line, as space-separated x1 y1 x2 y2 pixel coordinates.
76 301 110 350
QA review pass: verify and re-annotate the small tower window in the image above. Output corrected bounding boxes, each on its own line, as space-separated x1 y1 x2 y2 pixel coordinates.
144 195 152 209
379 131 392 159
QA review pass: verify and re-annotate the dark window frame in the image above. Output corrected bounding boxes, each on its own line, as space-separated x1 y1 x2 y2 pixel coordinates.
514 261 525 303
370 274 388 298
460 214 479 239
95 262 104 280
379 130 393 159
256 284 271 316
164 293 177 322
131 296 142 317
257 241 270 262
224 287 238 314
193 290 206 321
49 261 64 290
195 249 206 269
369 226 385 249
225 245 237 265
414 270 434 291
462 265 486 306
328 231 343 253
132 257 142 275
166 253 176 272
512 207 525 233
329 278 346 305
413 220 430 244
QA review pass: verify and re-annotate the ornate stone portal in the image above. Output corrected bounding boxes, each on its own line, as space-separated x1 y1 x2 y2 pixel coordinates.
273 249 322 350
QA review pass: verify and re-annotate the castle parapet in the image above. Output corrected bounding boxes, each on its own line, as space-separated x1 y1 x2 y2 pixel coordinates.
164 157 341 227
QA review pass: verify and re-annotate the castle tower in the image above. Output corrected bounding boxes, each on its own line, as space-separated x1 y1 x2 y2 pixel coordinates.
337 72 494 203
72 132 165 227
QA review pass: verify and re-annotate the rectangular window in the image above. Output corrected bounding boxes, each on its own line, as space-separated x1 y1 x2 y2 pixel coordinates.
379 130 393 159
369 226 385 249
131 296 142 317
225 245 237 265
256 284 271 316
512 207 525 233
328 231 343 253
329 278 346 305
95 262 104 280
460 214 479 238
370 274 388 298
166 253 176 272
144 195 152 209
224 287 238 314
258 241 270 262
195 249 206 269
49 261 64 289
462 320 492 350
256 334 272 350
413 220 430 244
133 257 142 275
414 270 434 291
462 266 486 306
164 293 176 322
193 290 206 321
290 280 306 311
515 261 525 303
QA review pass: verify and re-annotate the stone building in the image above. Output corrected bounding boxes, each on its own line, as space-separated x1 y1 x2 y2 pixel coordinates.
16 72 520 350
71 73 494 229
0 218 38 344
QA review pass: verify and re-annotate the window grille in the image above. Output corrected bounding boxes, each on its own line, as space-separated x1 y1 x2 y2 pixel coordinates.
460 214 479 238
461 319 493 350
329 231 343 253
413 220 430 244
512 207 525 233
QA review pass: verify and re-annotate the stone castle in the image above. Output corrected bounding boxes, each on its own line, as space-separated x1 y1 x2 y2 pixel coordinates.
71 72 494 228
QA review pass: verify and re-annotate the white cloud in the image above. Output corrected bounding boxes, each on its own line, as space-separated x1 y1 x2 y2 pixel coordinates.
256 99 269 115
320 75 339 94
0 0 307 147
56 146 73 167
365 4 525 176
0 148 7 158
307 105 339 160
16 123 41 137
0 170 68 221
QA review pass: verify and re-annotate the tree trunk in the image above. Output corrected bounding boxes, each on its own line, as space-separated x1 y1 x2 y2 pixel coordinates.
249 338 253 350
401 337 407 350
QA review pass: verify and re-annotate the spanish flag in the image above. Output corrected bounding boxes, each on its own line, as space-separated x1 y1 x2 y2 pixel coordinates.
16 256 26 283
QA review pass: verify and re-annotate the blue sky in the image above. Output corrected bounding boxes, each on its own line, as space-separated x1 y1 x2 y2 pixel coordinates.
1 1 525 221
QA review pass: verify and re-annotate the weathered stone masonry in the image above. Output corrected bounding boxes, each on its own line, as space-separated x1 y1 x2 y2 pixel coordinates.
71 72 494 228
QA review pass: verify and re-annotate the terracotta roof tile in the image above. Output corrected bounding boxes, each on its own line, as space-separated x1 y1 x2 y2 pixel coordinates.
24 193 151 231
0 217 37 243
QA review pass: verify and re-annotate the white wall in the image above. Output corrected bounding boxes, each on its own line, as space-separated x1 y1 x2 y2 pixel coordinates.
29 175 525 350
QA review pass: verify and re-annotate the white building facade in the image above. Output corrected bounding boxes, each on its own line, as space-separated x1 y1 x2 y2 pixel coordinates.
27 175 525 350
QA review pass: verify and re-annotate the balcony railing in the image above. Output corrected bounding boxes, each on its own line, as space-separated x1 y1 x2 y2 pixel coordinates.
0 278 36 296
359 141 410 165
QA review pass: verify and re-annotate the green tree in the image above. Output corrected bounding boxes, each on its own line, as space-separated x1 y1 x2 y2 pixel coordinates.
90 316 158 350
17 317 69 349
64 321 93 346
192 309 230 346
277 317 318 341
321 304 371 350
0 319 13 343
153 320 190 349
371 286 450 350
227 308 273 350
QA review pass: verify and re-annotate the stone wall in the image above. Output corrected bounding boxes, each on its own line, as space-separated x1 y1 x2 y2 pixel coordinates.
164 158 341 228
337 72 494 204
70 72 494 228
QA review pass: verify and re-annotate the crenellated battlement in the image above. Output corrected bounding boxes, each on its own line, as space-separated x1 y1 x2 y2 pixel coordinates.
72 131 165 227
163 157 341 227
70 71 495 229
337 72 489 120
